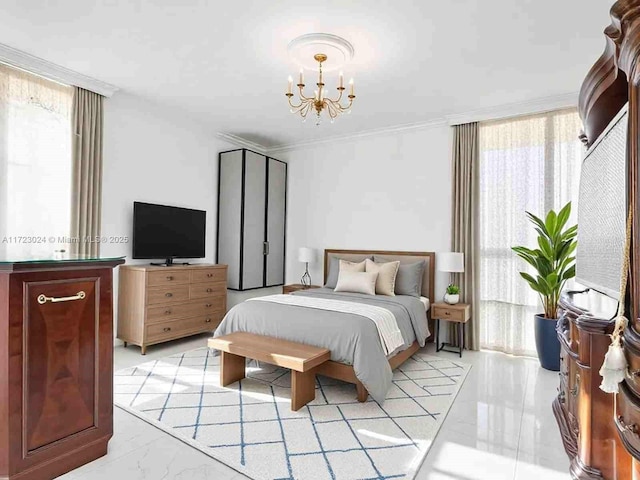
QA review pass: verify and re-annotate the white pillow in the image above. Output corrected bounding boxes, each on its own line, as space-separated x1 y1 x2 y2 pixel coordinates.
335 271 378 295
365 259 400 296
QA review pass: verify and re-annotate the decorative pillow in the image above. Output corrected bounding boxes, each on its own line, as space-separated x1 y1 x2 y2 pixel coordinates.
334 271 378 295
394 260 426 297
365 259 400 296
324 257 369 288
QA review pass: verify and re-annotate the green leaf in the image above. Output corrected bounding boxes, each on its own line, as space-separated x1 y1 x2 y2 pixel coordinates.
556 202 571 231
526 212 550 237
545 210 558 237
562 264 576 280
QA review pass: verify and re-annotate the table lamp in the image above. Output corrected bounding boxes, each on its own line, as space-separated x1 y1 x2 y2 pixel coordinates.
298 247 315 286
438 252 464 304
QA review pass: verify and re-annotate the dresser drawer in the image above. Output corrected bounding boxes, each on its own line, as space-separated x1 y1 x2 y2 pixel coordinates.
146 297 226 323
190 281 226 299
433 306 467 322
146 313 224 343
147 270 190 287
146 284 190 305
616 382 640 454
191 268 226 284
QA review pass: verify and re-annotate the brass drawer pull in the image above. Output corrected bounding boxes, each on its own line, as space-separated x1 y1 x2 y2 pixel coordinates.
205 303 212 307
166 276 173 281
165 293 173 298
205 318 212 323
207 273 213 278
206 288 213 293
618 415 639 435
37 291 85 304
163 327 172 332
164 309 172 315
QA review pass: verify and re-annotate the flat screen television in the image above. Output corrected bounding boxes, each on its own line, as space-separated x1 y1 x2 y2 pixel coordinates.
132 201 206 266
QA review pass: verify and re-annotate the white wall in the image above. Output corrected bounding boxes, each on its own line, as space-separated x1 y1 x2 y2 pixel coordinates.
99 92 234 337
279 124 453 299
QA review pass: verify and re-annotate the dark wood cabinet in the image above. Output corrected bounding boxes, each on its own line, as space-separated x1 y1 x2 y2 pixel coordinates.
0 258 123 480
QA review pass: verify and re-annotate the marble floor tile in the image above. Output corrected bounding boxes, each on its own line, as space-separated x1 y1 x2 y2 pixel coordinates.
57 336 571 480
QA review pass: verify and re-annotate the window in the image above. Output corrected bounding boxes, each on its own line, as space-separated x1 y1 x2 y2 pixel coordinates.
0 63 73 258
478 109 583 356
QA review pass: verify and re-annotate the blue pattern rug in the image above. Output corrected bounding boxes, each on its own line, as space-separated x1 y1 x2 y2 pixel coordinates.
114 347 470 480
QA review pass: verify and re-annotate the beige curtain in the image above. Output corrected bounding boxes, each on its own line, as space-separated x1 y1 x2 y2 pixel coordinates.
70 87 104 256
449 123 480 350
478 109 582 356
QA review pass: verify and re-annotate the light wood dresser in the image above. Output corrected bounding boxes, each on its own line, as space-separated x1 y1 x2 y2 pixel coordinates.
117 263 227 354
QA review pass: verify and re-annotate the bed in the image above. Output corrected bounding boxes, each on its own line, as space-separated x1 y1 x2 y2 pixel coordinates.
214 249 435 403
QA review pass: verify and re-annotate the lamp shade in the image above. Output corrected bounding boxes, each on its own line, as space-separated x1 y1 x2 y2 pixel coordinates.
298 247 315 263
438 252 464 273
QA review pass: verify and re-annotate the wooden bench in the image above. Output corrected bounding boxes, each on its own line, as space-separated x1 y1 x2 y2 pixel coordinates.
208 332 331 411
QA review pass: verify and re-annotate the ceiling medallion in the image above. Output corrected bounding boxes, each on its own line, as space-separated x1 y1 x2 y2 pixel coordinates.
285 33 356 125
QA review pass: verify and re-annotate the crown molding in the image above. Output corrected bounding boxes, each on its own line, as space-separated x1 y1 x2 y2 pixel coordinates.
444 92 578 125
216 132 268 154
265 118 448 154
233 91 580 154
0 43 119 97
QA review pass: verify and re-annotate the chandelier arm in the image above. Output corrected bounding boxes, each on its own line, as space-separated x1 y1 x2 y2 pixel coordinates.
298 85 314 102
328 89 344 104
287 96 304 110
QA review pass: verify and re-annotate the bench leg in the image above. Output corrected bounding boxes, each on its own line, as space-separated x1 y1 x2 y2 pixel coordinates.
221 351 246 386
356 381 369 402
291 369 317 411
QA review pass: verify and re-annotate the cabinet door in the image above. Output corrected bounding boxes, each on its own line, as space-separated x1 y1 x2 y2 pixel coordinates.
218 150 243 289
24 278 98 452
242 151 266 289
266 158 286 286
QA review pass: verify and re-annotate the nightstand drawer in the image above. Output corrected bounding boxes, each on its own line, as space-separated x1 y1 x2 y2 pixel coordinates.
433 305 468 322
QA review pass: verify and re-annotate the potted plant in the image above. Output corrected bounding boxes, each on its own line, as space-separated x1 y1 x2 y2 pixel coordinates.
512 202 577 371
444 284 460 304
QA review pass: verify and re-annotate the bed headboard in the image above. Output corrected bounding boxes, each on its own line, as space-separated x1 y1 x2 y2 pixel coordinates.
323 249 435 301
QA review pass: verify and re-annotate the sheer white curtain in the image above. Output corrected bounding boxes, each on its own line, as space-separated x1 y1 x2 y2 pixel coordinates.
478 109 583 356
0 63 73 258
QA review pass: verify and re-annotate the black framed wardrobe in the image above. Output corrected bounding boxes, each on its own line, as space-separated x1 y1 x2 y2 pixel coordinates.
216 148 287 291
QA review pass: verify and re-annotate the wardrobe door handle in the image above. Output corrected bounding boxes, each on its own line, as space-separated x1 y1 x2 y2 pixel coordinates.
263 241 269 255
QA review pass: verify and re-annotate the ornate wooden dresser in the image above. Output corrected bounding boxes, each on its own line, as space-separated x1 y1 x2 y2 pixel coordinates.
0 256 124 480
553 1 640 478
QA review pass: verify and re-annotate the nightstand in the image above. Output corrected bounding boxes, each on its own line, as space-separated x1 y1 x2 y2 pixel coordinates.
431 302 471 357
282 284 321 294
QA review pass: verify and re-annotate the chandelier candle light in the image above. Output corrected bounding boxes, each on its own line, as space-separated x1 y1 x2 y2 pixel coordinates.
286 53 355 125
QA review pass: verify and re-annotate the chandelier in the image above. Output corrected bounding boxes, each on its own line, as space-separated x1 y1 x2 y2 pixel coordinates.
285 53 355 125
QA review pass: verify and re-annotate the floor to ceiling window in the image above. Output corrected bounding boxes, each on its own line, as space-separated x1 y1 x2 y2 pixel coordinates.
0 63 73 258
478 109 583 356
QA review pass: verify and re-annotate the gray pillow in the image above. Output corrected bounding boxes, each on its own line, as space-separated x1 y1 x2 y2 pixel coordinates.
325 256 373 288
393 260 426 297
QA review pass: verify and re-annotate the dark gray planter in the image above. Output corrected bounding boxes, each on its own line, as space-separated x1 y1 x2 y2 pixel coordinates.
534 313 561 371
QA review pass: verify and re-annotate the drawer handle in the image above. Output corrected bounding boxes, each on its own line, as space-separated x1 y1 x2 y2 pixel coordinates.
618 415 639 435
206 288 213 293
207 273 213 278
205 303 212 308
164 309 172 315
205 318 212 323
165 293 173 298
166 276 173 281
163 327 172 332
37 291 85 304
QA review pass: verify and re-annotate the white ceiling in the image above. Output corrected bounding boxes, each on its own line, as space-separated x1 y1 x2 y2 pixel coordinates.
0 1 610 149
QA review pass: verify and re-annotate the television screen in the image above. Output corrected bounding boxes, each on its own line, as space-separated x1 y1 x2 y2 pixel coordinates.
132 202 206 261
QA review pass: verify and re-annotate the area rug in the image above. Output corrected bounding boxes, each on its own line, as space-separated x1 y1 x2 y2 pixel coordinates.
114 347 470 480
